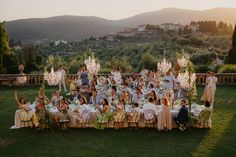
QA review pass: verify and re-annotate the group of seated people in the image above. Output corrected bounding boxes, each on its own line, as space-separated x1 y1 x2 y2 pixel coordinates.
11 67 213 131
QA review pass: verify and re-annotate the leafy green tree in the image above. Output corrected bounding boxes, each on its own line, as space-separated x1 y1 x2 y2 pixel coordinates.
0 22 11 73
3 53 18 73
105 57 132 73
190 52 217 65
67 54 87 73
21 45 38 73
139 53 157 71
198 21 217 34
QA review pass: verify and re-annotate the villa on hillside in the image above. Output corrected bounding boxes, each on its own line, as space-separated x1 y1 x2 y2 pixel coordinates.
117 28 137 37
54 39 68 46
117 25 146 37
137 24 146 32
106 33 116 41
159 23 183 32
189 22 200 33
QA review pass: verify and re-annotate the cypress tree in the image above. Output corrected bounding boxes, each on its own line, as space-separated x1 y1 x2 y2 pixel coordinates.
225 25 236 64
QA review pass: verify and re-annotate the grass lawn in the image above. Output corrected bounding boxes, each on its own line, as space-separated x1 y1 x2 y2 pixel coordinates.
0 86 236 157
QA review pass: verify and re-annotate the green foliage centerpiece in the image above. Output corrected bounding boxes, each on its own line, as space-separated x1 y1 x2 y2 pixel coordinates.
177 55 197 130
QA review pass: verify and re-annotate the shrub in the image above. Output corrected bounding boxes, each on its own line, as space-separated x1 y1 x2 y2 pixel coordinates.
213 64 223 73
175 37 190 45
190 38 204 46
194 65 212 73
139 53 157 71
99 68 111 74
190 52 217 65
104 57 133 73
218 64 236 73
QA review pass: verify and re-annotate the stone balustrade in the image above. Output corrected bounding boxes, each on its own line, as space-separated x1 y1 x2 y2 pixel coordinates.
0 73 236 86
195 73 236 85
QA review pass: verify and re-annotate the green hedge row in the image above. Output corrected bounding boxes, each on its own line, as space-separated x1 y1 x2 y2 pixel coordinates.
194 64 236 73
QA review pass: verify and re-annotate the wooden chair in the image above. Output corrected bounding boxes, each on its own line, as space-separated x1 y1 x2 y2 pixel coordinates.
78 109 91 128
191 109 212 128
127 110 140 128
59 112 70 130
96 112 111 130
113 111 126 129
17 111 32 128
144 109 156 128
37 108 49 129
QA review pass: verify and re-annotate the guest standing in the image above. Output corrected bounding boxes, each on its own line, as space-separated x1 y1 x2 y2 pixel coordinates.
158 97 172 131
208 72 218 107
201 71 217 107
58 66 67 92
80 67 89 86
174 99 189 131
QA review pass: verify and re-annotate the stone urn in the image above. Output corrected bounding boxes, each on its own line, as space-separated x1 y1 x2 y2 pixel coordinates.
16 64 26 85
18 64 25 74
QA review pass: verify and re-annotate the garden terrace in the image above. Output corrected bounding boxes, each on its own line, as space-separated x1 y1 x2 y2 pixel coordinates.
0 73 236 86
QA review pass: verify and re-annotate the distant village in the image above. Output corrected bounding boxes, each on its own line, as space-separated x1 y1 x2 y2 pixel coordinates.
106 22 200 41
12 20 233 49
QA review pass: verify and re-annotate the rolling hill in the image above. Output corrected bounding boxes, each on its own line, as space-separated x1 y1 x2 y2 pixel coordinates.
5 7 236 42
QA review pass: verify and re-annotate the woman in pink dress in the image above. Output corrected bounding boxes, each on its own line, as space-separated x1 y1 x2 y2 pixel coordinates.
158 97 172 131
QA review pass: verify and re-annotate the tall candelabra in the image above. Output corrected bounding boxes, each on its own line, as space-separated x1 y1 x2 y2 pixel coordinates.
177 56 196 90
177 56 188 68
44 68 61 86
157 58 172 74
84 53 100 75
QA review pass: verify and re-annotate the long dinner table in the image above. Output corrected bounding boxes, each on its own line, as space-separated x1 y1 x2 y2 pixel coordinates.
40 102 205 128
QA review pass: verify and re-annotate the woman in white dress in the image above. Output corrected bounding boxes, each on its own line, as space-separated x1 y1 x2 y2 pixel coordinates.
201 71 212 103
208 72 218 106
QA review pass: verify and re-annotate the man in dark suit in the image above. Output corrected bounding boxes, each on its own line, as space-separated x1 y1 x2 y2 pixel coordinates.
174 99 189 131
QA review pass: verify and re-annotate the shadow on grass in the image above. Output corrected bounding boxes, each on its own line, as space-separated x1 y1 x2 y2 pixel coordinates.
192 108 236 157
0 128 209 157
209 112 236 157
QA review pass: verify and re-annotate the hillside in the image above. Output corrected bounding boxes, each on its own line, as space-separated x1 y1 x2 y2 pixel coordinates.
116 8 236 27
5 7 236 42
5 16 124 42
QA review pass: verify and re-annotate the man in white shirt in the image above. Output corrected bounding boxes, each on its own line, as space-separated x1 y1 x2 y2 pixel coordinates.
164 70 174 90
132 88 143 104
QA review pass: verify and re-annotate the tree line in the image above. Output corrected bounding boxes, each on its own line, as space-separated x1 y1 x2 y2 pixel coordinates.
0 22 236 74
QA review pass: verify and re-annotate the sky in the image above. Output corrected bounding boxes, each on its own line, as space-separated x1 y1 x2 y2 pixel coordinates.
1 0 236 21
